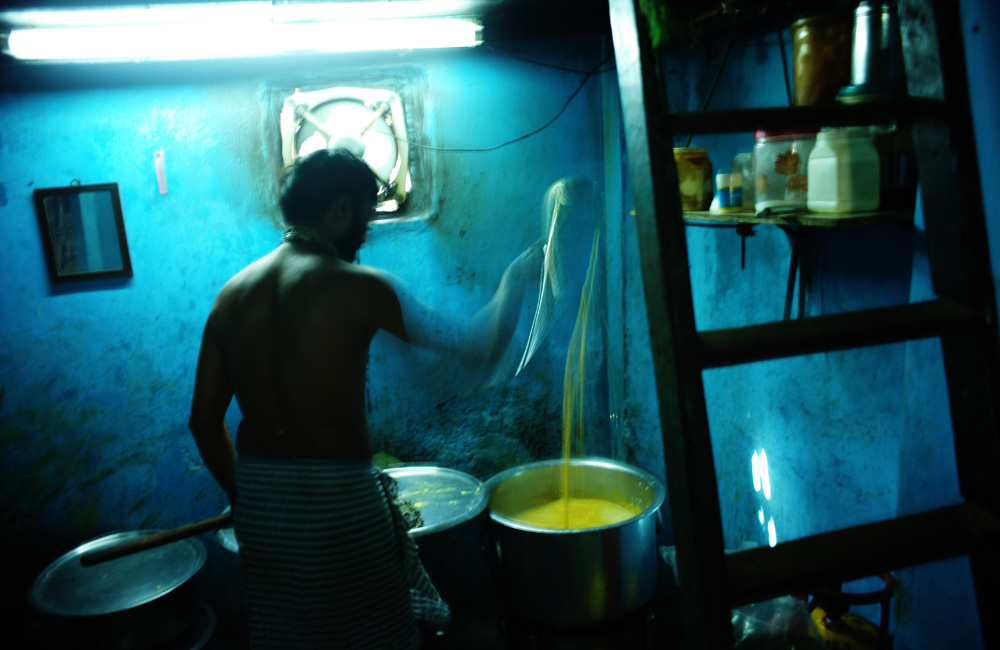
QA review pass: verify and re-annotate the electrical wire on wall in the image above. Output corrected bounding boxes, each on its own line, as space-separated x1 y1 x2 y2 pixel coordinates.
396 52 615 154
683 18 738 148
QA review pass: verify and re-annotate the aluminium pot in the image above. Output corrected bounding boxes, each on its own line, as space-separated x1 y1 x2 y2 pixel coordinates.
484 457 665 628
28 531 211 650
215 465 496 615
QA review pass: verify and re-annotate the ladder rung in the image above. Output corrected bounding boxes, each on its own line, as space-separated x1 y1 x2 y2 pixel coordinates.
724 502 1000 607
698 299 979 369
669 98 949 135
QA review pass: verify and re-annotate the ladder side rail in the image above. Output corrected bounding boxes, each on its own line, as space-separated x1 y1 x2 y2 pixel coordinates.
900 0 1000 547
899 2 1000 646
606 1 733 647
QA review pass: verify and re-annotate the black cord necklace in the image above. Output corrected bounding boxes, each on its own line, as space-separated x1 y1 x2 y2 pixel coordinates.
282 225 340 258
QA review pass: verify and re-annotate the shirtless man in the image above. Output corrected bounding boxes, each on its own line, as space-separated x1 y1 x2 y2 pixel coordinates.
188 148 539 649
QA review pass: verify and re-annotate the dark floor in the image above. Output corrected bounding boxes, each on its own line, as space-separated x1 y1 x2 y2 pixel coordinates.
198 601 684 650
18 550 683 649
19 593 684 650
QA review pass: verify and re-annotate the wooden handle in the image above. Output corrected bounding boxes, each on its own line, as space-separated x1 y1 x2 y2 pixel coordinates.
79 513 233 567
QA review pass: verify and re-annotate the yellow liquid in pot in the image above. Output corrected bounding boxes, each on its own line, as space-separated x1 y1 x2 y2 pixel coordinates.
560 221 603 508
509 497 640 530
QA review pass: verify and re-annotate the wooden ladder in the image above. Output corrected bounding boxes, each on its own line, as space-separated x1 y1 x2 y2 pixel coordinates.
606 0 1000 647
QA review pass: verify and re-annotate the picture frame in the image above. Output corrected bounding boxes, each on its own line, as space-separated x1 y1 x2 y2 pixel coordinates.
33 183 132 283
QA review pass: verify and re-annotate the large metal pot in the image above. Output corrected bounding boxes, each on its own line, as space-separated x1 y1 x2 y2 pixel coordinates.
28 531 213 650
215 465 496 615
484 457 665 628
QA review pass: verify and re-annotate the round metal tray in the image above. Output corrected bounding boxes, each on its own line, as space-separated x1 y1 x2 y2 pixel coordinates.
29 531 207 617
384 465 488 537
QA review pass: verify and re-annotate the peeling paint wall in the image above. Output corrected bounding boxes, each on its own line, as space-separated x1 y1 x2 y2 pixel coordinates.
0 37 610 630
0 3 996 646
650 2 996 646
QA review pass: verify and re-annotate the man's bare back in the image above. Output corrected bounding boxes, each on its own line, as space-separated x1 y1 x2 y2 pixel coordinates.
197 243 406 461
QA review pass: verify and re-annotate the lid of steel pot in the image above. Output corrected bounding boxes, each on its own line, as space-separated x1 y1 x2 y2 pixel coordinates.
383 465 488 538
29 531 206 617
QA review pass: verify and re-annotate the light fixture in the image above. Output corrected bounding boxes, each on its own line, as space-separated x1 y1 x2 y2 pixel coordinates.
0 2 485 63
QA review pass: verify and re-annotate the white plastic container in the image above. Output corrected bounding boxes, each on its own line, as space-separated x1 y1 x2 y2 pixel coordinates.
807 127 881 213
732 153 755 209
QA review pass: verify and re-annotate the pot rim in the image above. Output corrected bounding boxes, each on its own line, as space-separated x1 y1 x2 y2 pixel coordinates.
484 456 665 534
29 531 206 617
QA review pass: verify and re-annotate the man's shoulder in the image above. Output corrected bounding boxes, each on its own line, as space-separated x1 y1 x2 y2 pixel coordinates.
217 253 276 298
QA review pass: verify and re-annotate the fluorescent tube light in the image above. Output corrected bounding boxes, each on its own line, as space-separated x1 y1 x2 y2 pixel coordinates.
0 3 273 28
1 3 484 62
0 1 499 27
273 1 496 22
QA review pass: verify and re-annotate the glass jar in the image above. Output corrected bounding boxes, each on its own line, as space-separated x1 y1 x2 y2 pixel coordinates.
791 12 853 106
673 147 713 211
807 127 880 213
754 130 817 213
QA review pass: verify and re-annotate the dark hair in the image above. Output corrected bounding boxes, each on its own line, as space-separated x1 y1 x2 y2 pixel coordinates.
279 148 379 227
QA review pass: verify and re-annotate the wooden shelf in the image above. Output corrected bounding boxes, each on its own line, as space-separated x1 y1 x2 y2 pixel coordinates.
683 208 912 228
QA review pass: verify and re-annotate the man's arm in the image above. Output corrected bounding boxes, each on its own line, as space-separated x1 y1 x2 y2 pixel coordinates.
378 241 544 365
188 316 237 504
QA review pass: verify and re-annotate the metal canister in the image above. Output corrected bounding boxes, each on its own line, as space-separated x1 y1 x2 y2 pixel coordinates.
839 1 906 101
850 1 880 86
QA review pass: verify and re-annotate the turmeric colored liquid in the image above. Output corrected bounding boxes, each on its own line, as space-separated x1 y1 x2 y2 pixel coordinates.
559 221 604 526
509 497 640 530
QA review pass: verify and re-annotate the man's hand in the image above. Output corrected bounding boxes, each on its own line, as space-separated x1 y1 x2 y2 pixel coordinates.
502 239 545 286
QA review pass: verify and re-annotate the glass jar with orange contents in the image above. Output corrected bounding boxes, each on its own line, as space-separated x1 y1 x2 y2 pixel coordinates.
753 130 817 213
673 147 713 211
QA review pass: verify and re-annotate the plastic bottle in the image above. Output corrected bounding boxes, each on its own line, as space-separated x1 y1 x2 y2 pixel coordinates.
732 153 754 209
715 173 742 211
806 127 880 213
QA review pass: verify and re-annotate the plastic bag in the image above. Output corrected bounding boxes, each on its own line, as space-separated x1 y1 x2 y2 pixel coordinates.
732 596 829 650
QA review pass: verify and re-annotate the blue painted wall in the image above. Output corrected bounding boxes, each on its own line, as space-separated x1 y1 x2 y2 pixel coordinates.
641 1 996 646
0 36 611 630
1 1 996 646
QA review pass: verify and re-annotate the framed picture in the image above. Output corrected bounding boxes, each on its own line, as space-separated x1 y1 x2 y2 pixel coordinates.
33 183 132 283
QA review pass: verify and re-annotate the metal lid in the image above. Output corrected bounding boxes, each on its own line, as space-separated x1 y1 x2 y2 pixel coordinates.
383 465 488 538
29 531 206 617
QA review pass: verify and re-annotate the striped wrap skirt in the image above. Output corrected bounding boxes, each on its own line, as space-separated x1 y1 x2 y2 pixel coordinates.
234 455 449 649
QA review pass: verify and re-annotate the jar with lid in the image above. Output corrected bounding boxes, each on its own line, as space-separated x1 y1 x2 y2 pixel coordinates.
673 147 713 211
754 130 817 213
807 127 880 213
790 11 853 106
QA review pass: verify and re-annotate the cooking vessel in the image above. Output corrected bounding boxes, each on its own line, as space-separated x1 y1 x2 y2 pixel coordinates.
214 465 496 614
384 465 495 614
484 457 665 628
29 531 210 650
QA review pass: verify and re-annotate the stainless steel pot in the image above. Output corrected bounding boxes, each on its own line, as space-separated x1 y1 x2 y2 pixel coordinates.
484 457 665 628
29 531 211 650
